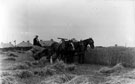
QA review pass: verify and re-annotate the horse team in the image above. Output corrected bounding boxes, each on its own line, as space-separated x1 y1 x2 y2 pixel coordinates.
33 37 95 64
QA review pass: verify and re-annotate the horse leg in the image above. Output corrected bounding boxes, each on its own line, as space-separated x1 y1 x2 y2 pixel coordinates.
68 53 72 64
66 54 69 64
63 54 68 63
70 52 74 63
62 54 66 62
63 54 66 63
78 54 82 64
82 53 85 64
50 56 53 64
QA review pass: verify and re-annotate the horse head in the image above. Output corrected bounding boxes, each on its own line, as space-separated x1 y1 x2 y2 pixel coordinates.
83 38 94 49
87 38 94 49
66 40 75 51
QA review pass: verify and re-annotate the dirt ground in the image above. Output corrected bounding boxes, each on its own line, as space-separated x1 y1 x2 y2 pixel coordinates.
1 50 135 84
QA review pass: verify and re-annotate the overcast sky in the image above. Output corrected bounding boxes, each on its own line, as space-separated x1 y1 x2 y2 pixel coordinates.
0 0 135 47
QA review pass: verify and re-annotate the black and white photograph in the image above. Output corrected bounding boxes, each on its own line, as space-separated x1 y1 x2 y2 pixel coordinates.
0 0 135 84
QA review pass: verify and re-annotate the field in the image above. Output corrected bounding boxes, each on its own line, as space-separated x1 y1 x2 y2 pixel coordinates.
85 47 135 67
1 47 135 84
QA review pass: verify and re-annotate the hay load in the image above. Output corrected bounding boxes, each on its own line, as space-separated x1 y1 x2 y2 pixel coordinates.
99 63 124 74
27 46 44 55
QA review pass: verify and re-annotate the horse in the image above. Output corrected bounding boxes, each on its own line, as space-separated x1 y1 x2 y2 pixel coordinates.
72 38 94 63
50 40 75 63
50 38 94 64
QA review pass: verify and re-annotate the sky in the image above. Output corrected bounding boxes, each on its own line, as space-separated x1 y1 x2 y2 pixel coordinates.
0 0 135 47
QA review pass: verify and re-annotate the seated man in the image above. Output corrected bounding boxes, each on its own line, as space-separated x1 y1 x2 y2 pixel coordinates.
33 35 42 47
32 35 46 60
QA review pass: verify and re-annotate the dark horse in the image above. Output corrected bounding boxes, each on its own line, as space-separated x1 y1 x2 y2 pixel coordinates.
50 40 75 63
50 38 94 64
72 38 94 63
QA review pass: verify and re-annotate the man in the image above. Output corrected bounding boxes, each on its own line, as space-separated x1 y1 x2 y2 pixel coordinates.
33 35 42 47
32 35 45 60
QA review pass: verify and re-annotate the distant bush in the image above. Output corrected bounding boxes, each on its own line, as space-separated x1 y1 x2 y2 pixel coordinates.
85 47 135 67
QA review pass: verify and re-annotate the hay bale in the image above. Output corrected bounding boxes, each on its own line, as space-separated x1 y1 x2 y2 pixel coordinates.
104 77 135 84
45 68 55 76
65 64 76 72
99 63 124 74
33 70 46 77
65 75 90 84
1 76 18 84
7 52 18 57
0 51 7 54
33 67 54 77
0 71 13 77
52 61 66 70
24 61 33 67
8 63 29 70
31 61 39 65
111 63 124 71
48 61 76 75
99 67 112 74
39 74 75 84
26 50 33 56
4 57 16 61
48 61 67 74
40 81 59 84
14 70 34 79
123 69 135 79
39 57 49 66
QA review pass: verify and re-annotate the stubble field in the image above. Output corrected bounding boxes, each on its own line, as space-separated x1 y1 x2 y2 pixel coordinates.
1 47 135 84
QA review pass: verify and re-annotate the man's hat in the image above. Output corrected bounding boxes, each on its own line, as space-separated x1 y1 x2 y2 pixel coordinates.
35 35 38 37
